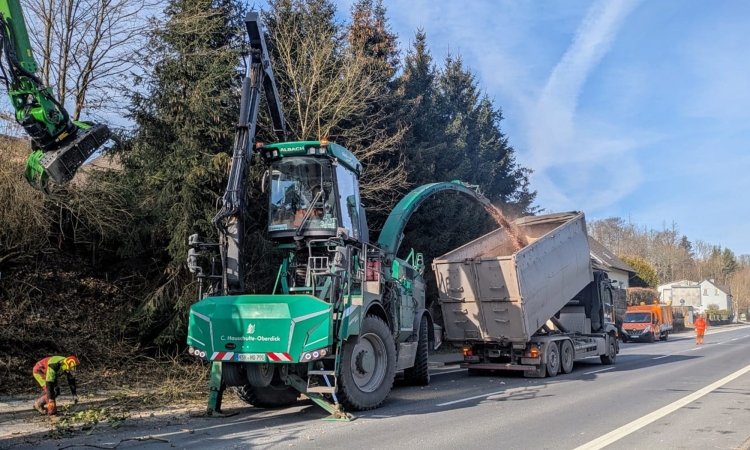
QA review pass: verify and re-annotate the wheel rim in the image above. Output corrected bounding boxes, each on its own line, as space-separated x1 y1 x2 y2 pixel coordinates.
259 364 273 378
350 332 387 392
549 346 559 371
563 346 572 367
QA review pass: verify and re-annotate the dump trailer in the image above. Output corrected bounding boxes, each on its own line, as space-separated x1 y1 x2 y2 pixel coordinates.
434 212 619 377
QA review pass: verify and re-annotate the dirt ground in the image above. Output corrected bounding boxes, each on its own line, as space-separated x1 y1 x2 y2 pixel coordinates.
0 386 244 449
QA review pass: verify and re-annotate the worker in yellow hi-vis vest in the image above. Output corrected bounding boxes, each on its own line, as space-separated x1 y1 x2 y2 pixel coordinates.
32 355 79 415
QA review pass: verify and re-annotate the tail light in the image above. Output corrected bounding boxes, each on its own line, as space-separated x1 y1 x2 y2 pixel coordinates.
524 346 540 358
462 347 473 357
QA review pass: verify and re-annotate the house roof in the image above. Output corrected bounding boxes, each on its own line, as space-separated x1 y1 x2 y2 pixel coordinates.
588 237 636 274
658 280 698 289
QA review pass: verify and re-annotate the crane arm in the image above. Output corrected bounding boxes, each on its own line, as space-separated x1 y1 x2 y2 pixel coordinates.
212 11 286 295
0 0 110 190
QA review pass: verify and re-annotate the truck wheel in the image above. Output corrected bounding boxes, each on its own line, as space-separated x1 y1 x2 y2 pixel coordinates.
600 336 617 365
338 315 396 411
545 342 560 377
647 332 655 343
621 335 628 343
247 363 274 387
223 362 247 387
233 384 299 408
659 331 668 341
404 316 430 385
560 340 575 374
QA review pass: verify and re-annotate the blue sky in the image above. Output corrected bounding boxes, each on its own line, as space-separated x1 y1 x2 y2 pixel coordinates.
333 0 750 255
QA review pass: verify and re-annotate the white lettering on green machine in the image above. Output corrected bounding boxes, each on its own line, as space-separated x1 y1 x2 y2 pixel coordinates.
220 335 281 342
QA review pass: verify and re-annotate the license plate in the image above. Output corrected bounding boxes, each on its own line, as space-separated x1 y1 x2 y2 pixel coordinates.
236 353 266 362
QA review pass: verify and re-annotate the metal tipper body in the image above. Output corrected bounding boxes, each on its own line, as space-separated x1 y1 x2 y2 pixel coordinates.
434 212 620 378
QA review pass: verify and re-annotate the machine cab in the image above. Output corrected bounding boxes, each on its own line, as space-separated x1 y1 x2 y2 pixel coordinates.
260 141 367 243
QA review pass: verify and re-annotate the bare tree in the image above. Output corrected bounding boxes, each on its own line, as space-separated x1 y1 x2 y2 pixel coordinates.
20 0 156 120
266 3 407 211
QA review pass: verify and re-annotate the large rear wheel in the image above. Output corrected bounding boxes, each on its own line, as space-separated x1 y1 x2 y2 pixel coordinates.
223 362 246 387
247 363 274 387
560 340 575 374
600 336 617 365
338 316 396 411
545 341 560 377
404 316 430 385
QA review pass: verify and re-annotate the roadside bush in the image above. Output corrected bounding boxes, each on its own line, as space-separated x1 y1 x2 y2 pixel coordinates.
0 137 51 269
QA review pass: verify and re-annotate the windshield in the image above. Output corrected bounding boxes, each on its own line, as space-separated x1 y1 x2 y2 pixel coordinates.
268 158 338 233
624 312 652 324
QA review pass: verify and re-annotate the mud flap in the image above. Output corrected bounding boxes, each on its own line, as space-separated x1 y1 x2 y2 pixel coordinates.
524 364 546 378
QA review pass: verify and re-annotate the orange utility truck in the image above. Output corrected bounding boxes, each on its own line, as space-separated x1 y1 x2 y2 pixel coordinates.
621 303 674 343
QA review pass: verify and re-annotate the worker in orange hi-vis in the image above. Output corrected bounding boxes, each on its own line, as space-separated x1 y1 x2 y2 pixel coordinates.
694 314 707 345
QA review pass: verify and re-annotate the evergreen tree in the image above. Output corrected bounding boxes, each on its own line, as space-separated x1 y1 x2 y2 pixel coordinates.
722 248 738 278
123 0 246 265
347 0 400 84
679 235 693 257
397 43 536 316
115 0 247 343
397 29 438 187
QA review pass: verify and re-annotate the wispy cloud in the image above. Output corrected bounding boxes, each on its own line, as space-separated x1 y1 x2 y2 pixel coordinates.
524 0 643 213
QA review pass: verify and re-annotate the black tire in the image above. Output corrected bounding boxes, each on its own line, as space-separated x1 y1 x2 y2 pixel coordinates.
545 341 560 377
233 384 299 408
403 317 430 385
621 335 628 343
600 336 617 365
647 332 655 343
247 363 274 387
560 340 575 374
659 331 668 341
223 362 247 387
338 316 397 411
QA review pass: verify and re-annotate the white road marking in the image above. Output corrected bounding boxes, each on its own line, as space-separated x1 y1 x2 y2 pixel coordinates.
574 363 750 450
690 347 702 351
652 355 670 360
437 389 517 407
716 342 724 345
732 338 739 341
583 367 615 375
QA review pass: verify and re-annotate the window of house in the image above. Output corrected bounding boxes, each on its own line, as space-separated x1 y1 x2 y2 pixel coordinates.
715 289 719 295
703 289 708 295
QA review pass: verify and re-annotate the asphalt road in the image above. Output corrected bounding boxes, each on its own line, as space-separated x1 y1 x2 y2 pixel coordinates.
6 325 750 450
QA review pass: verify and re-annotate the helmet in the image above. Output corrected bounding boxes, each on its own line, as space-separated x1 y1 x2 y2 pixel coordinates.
63 356 80 371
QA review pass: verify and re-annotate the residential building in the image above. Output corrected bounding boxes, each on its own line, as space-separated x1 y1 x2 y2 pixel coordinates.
588 237 636 288
699 279 733 312
658 280 698 304
658 279 732 313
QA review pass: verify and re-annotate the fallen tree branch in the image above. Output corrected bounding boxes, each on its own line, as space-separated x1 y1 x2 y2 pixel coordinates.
58 436 170 449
